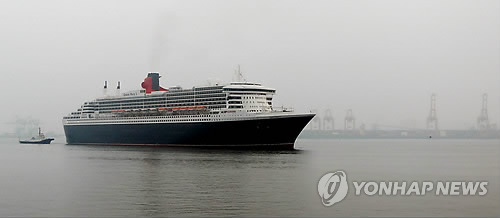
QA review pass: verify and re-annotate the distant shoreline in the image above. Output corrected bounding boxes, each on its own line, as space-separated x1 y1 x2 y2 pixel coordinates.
299 129 500 139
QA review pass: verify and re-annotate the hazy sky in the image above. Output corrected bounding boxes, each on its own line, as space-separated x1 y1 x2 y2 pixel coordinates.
0 0 498 133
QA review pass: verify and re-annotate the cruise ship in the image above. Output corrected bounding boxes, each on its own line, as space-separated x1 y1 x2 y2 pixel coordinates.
62 73 314 149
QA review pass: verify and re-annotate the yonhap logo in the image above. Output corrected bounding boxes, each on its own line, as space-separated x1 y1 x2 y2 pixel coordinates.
317 170 348 206
317 170 489 207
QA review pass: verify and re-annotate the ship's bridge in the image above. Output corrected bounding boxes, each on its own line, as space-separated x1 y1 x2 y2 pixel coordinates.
223 82 276 113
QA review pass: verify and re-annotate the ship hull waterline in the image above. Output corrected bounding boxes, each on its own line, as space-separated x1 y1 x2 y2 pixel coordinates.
64 114 314 150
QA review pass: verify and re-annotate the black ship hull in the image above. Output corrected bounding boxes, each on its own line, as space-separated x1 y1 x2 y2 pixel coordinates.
64 114 314 150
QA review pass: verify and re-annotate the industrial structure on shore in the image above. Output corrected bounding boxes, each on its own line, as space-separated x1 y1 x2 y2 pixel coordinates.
302 93 499 139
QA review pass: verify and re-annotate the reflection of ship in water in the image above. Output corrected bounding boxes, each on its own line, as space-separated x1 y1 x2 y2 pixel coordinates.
19 128 55 144
133 148 304 216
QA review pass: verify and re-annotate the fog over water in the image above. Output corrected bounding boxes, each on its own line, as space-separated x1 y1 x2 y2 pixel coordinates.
0 0 498 134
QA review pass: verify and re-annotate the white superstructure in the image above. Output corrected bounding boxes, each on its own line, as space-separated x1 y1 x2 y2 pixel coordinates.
63 75 281 125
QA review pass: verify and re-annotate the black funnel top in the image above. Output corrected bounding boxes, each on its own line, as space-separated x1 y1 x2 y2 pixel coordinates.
147 73 161 91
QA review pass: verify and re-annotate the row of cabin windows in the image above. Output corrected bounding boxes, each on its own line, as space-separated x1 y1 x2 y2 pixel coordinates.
96 100 165 107
95 94 227 105
97 96 166 104
167 90 223 97
70 118 244 123
94 102 227 112
168 97 226 104
67 112 263 121
96 98 226 109
228 93 267 96
194 86 224 90
97 103 227 111
243 96 265 100
192 90 225 95
166 102 226 107
77 98 233 113
248 105 264 108
247 110 262 112
94 88 227 106
223 88 275 93
167 93 226 100
172 86 223 91
97 102 166 109
68 112 255 122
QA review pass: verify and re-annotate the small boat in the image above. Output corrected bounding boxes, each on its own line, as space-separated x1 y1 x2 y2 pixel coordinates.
19 128 54 144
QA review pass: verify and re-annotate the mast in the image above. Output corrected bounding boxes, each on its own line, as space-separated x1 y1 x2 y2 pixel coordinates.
235 64 246 82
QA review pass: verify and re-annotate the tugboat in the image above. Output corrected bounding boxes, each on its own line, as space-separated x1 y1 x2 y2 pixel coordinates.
19 128 54 144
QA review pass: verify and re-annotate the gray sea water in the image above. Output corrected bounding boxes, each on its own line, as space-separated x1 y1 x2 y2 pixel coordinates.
0 138 498 217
